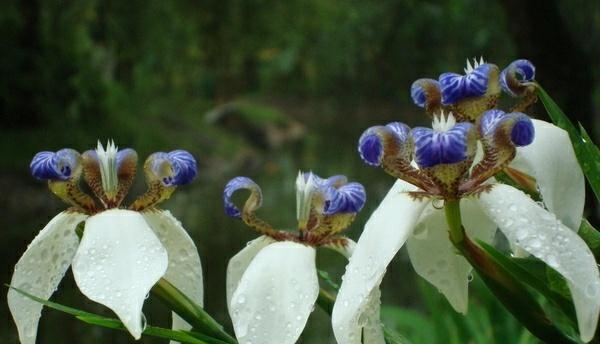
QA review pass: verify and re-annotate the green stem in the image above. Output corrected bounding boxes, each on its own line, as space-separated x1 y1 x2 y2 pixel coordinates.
152 278 238 344
444 199 464 246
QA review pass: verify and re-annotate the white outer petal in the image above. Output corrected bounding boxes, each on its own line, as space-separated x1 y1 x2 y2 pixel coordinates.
478 185 600 342
332 180 428 344
226 235 275 312
406 199 496 314
8 211 88 344
72 209 168 339
510 119 585 231
143 210 203 341
229 241 319 344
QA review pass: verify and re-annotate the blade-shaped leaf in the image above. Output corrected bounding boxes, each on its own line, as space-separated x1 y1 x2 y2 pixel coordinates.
7 285 215 344
537 86 600 200
579 219 600 261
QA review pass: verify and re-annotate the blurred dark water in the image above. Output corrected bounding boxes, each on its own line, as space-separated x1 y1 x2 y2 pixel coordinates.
1 0 599 343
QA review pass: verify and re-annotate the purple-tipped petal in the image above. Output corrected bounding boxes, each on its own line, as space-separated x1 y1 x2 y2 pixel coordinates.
358 127 385 166
30 149 80 181
509 113 535 146
439 64 493 105
410 78 441 108
324 182 366 215
116 148 138 169
147 150 197 186
358 123 410 166
500 59 536 96
224 177 262 218
412 123 474 168
480 110 535 147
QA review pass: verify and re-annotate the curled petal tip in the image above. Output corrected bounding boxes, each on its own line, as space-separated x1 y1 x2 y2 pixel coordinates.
480 110 535 147
147 150 197 186
223 176 262 218
30 149 81 181
358 129 384 166
358 123 410 167
410 78 441 109
324 182 366 215
500 59 536 96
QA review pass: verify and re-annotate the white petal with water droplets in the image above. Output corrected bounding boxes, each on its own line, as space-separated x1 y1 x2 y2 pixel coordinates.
332 179 428 344
143 210 203 340
407 199 496 314
8 211 88 344
510 119 584 231
72 209 168 339
226 235 275 312
478 185 600 342
229 241 319 344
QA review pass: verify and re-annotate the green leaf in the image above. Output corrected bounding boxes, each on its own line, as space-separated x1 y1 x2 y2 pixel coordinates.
318 269 340 290
579 219 600 261
537 86 600 200
479 242 576 324
7 285 214 344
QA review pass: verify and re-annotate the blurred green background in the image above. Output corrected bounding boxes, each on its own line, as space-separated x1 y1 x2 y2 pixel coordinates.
1 0 599 343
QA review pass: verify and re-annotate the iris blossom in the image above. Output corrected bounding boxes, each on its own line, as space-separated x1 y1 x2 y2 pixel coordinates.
8 141 202 343
223 172 373 344
333 59 600 343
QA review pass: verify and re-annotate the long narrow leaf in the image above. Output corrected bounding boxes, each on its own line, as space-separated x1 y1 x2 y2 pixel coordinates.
7 285 213 344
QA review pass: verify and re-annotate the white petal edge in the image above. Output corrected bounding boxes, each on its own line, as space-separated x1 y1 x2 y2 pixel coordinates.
332 179 429 344
72 209 168 339
229 241 319 344
226 235 275 313
478 184 600 342
8 211 88 344
406 199 496 314
142 210 204 341
510 119 585 231
325 239 385 344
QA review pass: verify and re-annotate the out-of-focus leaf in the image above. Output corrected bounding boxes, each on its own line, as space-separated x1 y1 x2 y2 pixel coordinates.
381 306 434 344
579 219 600 261
537 86 600 200
7 285 214 344
318 269 340 290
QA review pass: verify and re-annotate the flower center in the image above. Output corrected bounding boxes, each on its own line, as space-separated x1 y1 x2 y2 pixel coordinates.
296 172 318 228
431 111 457 132
96 140 119 198
463 56 486 74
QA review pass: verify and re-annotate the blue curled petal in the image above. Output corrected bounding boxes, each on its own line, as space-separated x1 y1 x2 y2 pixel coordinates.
410 78 441 108
325 175 348 187
439 64 492 105
479 110 535 146
386 122 411 142
509 113 535 146
223 176 262 218
358 127 385 166
166 150 197 185
412 123 474 168
30 149 80 180
324 182 366 215
500 59 536 96
358 123 410 166
479 109 507 137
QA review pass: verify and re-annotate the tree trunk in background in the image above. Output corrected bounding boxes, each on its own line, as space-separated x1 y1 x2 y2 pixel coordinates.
500 0 598 224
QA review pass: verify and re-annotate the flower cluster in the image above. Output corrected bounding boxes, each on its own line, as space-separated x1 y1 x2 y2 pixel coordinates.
223 172 371 344
8 141 202 343
334 59 600 343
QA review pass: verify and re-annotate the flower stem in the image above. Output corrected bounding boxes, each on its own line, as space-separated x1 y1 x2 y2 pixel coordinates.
444 199 464 246
152 278 238 344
